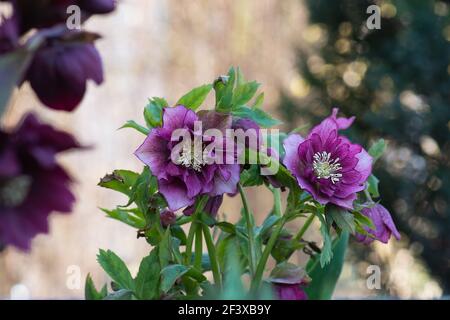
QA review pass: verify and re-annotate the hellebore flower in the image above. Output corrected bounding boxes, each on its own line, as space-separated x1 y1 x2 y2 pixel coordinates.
269 262 309 300
0 113 80 250
160 209 176 227
355 204 401 244
1 0 116 34
283 108 372 209
25 31 104 111
135 106 240 211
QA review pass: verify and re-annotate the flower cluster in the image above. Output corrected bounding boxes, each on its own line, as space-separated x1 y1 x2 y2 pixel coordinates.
90 68 401 301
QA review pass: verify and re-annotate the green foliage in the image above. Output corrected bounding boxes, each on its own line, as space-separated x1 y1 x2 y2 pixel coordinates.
368 139 386 163
326 205 356 235
119 120 149 135
144 97 167 128
135 250 161 299
176 84 212 110
85 274 107 300
97 249 135 291
305 231 349 300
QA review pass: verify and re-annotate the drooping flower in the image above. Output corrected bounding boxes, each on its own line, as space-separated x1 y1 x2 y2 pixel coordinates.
269 262 309 300
135 106 240 211
1 0 116 33
25 31 104 111
283 108 372 209
355 204 401 244
0 113 80 250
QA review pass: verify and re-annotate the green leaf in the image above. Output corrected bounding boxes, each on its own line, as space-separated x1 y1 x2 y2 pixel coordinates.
367 174 380 198
160 264 189 293
220 242 246 299
326 205 356 234
233 81 260 106
98 170 139 196
85 274 107 300
240 164 264 187
103 289 133 300
251 92 264 109
134 250 160 300
144 97 166 128
215 67 236 112
314 213 333 267
305 231 349 300
176 84 212 110
100 207 146 229
97 249 135 291
232 106 282 128
159 228 172 269
256 215 281 240
368 139 386 162
216 221 236 234
119 120 149 135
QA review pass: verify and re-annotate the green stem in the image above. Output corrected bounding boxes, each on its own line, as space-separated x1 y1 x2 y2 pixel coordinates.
272 187 282 217
202 224 222 288
194 224 203 269
238 183 257 276
184 196 208 265
185 222 197 265
251 214 288 292
294 214 315 241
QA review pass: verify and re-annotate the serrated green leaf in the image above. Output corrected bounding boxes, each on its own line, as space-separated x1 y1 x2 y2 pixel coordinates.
215 67 236 112
85 274 107 300
176 84 212 110
353 211 375 230
101 207 146 229
326 205 356 234
97 249 135 291
119 120 149 135
103 289 133 300
160 264 189 293
240 164 264 187
159 228 172 269
98 170 139 196
232 106 282 128
368 139 386 162
314 213 333 267
135 249 160 300
233 81 260 106
251 92 264 109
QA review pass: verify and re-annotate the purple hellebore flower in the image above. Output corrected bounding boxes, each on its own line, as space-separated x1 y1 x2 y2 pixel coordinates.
0 113 80 250
269 262 309 300
355 204 401 244
283 108 372 210
160 209 177 227
25 33 104 111
135 106 240 212
273 283 308 300
1 0 116 34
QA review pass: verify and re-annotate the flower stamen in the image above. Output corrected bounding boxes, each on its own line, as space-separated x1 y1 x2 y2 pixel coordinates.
176 143 206 172
312 151 342 184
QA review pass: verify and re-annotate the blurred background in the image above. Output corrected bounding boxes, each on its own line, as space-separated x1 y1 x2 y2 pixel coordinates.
0 0 449 299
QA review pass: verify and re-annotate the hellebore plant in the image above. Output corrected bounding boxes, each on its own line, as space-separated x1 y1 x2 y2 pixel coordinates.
87 68 400 300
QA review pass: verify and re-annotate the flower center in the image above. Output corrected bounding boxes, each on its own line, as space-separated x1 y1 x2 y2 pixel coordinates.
312 151 342 184
0 175 32 208
176 143 206 172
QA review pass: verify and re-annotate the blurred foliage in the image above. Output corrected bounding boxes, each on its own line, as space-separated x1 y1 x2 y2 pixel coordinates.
279 0 450 293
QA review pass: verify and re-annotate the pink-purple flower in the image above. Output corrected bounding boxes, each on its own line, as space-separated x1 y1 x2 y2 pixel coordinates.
355 204 401 244
0 113 80 250
283 108 372 209
135 106 240 211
